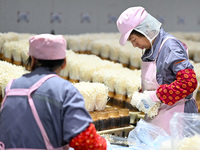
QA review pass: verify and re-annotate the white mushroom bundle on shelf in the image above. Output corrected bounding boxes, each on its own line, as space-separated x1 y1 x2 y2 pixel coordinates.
74 82 96 111
66 33 110 54
92 68 107 83
1 32 19 42
118 42 133 67
66 35 81 53
90 39 123 63
125 69 141 96
0 32 20 58
0 60 29 97
90 40 104 56
58 50 69 80
2 39 29 65
0 32 34 66
0 33 4 59
113 72 128 97
109 44 121 62
63 32 143 69
113 68 141 101
21 49 29 68
77 53 102 82
92 61 123 83
78 55 102 82
65 50 81 82
65 50 124 83
78 34 92 54
129 47 142 69
79 58 123 82
13 39 29 65
99 41 111 60
82 33 99 54
1 41 13 63
102 68 124 94
79 63 99 82
100 67 141 98
74 82 109 111
92 83 109 111
66 34 90 54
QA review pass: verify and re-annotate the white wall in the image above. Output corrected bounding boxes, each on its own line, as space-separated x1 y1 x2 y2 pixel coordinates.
0 0 200 34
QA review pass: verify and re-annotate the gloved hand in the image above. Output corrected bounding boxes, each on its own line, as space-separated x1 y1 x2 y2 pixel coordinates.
130 90 161 118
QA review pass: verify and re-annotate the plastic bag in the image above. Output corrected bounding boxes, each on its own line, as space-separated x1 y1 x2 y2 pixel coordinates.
128 119 170 150
170 112 200 150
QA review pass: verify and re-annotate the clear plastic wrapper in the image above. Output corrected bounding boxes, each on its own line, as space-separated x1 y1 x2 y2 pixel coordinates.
127 119 170 150
170 112 200 150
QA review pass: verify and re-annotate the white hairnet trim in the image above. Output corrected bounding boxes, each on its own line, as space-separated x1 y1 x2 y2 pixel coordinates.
134 13 162 44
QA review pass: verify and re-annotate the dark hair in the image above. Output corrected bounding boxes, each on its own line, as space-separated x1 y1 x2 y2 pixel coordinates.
130 30 144 37
26 56 65 71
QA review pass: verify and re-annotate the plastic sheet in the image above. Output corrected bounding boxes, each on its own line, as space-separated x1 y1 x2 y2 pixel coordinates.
127 119 170 150
170 112 200 150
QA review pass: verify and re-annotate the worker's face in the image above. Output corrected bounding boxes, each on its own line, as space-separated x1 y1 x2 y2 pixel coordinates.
128 34 151 50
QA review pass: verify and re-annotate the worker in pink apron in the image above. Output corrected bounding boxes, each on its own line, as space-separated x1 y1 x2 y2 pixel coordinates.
0 34 107 149
116 6 198 135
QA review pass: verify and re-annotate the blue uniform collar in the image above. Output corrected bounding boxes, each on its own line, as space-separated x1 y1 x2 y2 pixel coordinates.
24 67 57 77
33 67 57 74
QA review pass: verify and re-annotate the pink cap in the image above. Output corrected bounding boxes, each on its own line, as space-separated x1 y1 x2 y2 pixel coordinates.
29 34 66 60
116 6 147 46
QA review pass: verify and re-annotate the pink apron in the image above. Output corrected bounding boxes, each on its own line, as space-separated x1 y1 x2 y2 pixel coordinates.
142 37 188 135
0 74 69 150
